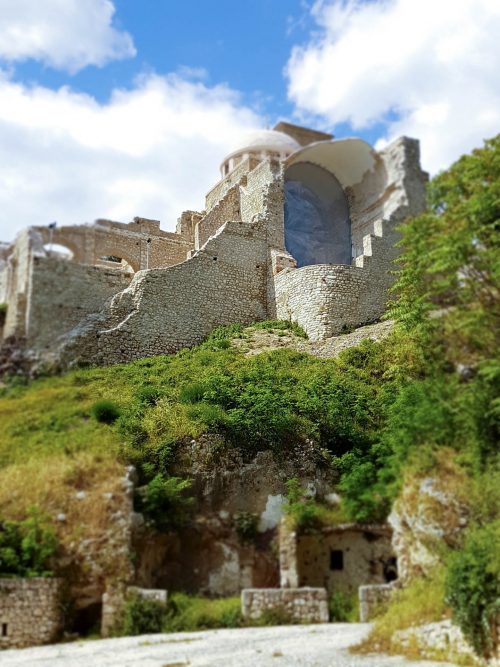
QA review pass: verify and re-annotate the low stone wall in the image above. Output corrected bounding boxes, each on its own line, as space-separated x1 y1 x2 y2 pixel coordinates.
0 578 62 648
241 587 328 623
358 583 394 622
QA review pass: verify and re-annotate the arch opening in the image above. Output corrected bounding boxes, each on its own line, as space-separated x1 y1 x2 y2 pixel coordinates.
284 162 351 267
43 243 74 260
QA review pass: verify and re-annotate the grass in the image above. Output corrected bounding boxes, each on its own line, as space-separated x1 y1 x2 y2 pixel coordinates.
354 567 448 656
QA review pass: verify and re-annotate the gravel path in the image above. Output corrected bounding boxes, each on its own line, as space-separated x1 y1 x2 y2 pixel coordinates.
0 623 458 667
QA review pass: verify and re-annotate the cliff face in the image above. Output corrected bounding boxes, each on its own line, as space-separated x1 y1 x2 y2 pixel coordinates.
389 453 470 583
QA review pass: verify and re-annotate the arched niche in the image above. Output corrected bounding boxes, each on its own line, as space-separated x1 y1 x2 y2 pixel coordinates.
284 162 351 267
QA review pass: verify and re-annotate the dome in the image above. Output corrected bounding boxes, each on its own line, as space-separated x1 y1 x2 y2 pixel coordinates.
221 130 301 171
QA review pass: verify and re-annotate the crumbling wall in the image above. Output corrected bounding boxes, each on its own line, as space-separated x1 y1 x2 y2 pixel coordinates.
205 157 260 212
195 184 241 249
25 257 132 352
0 578 62 648
61 219 269 367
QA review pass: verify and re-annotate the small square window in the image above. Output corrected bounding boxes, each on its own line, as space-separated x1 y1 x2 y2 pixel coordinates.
330 549 344 570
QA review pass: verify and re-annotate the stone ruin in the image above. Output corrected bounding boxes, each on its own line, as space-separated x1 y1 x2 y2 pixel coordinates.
0 122 428 645
0 121 427 371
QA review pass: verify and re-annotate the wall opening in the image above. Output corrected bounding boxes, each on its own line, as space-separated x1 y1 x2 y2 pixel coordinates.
330 549 344 571
1 622 8 637
284 162 351 267
43 243 73 260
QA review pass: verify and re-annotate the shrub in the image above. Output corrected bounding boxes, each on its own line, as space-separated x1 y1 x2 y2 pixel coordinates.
119 592 166 636
164 593 242 632
234 512 259 544
136 386 164 406
90 399 121 424
328 591 359 622
284 478 323 532
136 474 194 532
445 521 500 658
257 606 294 626
252 319 308 339
0 509 58 577
179 382 206 404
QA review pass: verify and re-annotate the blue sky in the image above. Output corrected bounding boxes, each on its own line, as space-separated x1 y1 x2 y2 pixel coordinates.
0 0 498 240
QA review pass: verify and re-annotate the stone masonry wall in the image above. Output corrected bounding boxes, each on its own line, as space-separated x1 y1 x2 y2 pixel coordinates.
205 157 260 212
61 219 269 366
195 184 241 249
0 578 62 648
274 264 369 339
241 587 329 623
359 583 395 622
25 257 133 352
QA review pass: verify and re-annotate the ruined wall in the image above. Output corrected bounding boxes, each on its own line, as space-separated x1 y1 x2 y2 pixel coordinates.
274 264 369 339
241 587 329 623
195 184 241 249
0 578 62 648
33 217 193 272
295 525 394 594
25 257 132 352
205 157 260 212
62 219 269 366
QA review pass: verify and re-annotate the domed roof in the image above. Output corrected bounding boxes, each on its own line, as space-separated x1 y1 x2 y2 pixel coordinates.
223 129 301 163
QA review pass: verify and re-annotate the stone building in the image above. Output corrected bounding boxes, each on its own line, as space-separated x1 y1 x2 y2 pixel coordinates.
0 121 427 369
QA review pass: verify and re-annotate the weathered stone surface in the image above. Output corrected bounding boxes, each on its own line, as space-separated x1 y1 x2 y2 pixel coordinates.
388 473 469 583
241 587 329 623
0 578 63 648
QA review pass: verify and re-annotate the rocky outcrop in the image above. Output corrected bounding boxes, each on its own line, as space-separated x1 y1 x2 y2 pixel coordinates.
389 469 469 583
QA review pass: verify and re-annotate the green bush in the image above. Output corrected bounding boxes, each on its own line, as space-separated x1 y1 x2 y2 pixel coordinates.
136 474 194 532
136 386 164 406
118 592 166 635
284 478 323 531
179 382 206 404
257 606 294 626
445 521 500 658
328 591 359 622
233 512 259 544
90 399 121 424
0 509 58 577
251 319 308 339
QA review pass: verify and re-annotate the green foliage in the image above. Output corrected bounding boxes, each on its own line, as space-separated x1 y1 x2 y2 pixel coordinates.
118 592 166 636
90 399 121 424
136 386 164 406
328 591 359 622
164 593 242 632
445 521 500 658
284 478 323 531
0 509 58 577
136 474 194 532
250 319 308 338
257 606 294 626
233 512 259 544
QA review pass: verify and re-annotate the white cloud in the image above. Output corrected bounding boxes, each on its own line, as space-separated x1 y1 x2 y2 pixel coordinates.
0 0 135 72
287 0 500 173
0 72 263 241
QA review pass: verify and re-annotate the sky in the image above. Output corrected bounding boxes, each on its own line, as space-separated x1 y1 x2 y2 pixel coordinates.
0 0 499 241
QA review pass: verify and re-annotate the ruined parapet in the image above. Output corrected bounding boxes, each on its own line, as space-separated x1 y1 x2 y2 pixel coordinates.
241 587 329 623
0 578 63 648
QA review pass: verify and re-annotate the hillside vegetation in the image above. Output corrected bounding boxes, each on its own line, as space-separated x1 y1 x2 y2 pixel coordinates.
0 136 498 657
